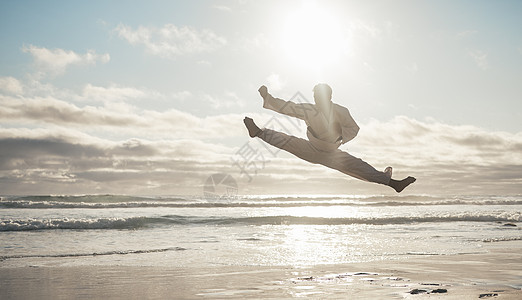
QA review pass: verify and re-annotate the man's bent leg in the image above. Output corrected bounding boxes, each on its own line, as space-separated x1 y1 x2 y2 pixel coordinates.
258 129 320 164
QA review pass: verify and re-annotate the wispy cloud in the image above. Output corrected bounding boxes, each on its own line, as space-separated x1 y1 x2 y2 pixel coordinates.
241 33 270 51
82 84 148 102
0 77 23 94
405 63 419 75
266 73 286 91
0 90 247 139
456 30 478 39
203 91 245 109
115 24 227 58
213 5 232 12
0 95 145 127
349 20 383 39
468 49 489 70
22 45 110 77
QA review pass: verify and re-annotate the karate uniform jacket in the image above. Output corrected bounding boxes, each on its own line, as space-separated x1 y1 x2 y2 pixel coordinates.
262 93 360 152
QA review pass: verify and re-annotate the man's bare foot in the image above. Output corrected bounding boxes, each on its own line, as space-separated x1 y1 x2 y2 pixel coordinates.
384 167 392 178
243 117 261 138
389 176 416 193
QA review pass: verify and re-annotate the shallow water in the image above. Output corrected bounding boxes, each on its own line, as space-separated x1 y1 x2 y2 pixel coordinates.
1 194 520 267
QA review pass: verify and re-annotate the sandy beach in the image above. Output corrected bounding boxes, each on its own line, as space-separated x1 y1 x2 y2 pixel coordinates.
1 241 520 299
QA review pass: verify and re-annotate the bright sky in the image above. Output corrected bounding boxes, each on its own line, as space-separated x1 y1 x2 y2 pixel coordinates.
1 0 521 196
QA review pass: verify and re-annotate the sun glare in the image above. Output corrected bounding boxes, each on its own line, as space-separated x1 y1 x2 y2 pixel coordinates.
281 3 346 68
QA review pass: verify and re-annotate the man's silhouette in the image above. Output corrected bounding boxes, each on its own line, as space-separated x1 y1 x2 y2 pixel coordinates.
244 84 416 193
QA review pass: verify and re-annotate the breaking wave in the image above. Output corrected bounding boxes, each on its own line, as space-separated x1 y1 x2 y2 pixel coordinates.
0 247 186 261
0 217 154 231
482 236 522 243
1 213 519 231
1 194 521 209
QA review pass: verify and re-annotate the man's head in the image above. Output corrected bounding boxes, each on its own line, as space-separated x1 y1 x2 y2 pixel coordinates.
313 83 332 105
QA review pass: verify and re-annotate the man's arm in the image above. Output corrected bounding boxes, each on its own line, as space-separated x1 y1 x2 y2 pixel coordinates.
335 104 360 144
258 86 312 120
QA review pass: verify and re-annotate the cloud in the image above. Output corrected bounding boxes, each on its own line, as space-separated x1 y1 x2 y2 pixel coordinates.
456 30 478 39
0 91 249 139
0 128 237 195
349 20 383 39
1 114 521 195
8 91 518 176
468 49 489 70
82 84 148 102
355 116 522 166
405 62 419 75
171 90 194 102
266 73 286 91
241 33 270 51
1 75 520 195
203 91 245 109
213 5 232 12
348 19 398 44
196 60 212 67
80 83 164 112
340 116 522 194
22 45 110 77
0 95 146 127
115 23 227 58
0 77 23 94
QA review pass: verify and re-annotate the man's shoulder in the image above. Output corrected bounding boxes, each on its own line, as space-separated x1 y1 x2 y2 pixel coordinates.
332 102 350 114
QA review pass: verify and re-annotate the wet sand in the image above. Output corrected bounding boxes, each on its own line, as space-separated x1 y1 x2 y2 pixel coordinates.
1 241 521 299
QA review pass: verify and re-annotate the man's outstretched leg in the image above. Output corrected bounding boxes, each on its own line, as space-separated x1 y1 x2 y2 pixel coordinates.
323 151 416 193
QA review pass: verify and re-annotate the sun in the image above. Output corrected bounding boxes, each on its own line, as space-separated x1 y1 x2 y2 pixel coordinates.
281 2 346 68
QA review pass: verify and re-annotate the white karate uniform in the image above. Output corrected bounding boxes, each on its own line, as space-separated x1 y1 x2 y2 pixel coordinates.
259 93 391 185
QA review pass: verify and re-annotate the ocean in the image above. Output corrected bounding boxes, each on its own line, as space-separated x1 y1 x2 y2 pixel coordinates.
1 194 521 268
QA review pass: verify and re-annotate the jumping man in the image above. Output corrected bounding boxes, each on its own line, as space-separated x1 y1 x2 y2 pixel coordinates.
243 84 416 193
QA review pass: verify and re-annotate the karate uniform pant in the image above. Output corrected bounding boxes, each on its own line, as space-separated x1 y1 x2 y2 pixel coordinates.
259 129 391 185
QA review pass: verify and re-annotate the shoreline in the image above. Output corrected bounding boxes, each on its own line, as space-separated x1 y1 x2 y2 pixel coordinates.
1 241 521 299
